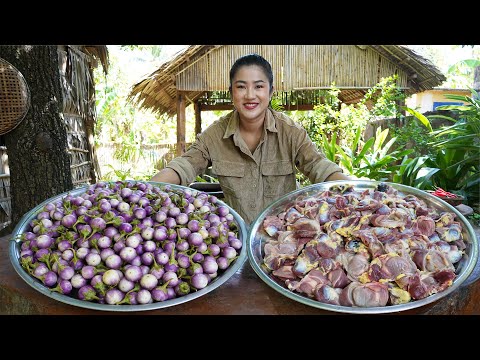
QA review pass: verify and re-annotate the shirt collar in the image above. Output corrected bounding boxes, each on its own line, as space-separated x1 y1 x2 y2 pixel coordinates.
223 109 278 139
264 109 278 133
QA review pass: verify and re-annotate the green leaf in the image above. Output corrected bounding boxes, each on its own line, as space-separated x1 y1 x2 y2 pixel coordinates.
442 144 479 151
443 94 470 102
336 146 354 173
351 127 362 153
434 134 477 147
404 157 426 179
445 154 480 170
465 175 480 188
415 168 440 188
379 137 397 157
358 137 375 159
427 114 457 122
395 149 414 158
401 106 433 132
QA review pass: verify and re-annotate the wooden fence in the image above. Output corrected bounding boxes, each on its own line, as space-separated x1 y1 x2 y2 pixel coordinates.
95 142 192 180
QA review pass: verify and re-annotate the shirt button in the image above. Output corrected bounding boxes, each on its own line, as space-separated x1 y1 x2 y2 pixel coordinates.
253 184 257 188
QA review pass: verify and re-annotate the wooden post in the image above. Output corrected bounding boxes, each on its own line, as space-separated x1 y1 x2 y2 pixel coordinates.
397 93 406 119
194 101 202 136
176 92 186 156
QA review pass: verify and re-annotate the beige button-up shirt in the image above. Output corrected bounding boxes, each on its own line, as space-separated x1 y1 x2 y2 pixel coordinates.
167 108 343 225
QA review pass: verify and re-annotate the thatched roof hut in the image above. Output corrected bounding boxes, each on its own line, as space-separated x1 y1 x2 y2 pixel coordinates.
128 45 446 155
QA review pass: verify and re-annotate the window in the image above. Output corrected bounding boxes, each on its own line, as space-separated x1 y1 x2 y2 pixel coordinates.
433 101 463 110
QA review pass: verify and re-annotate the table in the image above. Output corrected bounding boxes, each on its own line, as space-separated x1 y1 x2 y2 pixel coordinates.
2 224 480 315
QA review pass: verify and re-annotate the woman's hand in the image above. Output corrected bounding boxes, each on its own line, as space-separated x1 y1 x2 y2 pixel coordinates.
325 171 354 181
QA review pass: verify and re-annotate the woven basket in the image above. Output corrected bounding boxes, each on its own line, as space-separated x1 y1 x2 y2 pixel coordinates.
0 58 31 135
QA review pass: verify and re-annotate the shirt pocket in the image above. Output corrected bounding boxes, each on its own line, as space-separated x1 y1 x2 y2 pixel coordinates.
212 160 245 198
262 160 296 197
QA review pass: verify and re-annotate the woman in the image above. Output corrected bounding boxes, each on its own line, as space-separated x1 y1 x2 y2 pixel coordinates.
151 53 351 225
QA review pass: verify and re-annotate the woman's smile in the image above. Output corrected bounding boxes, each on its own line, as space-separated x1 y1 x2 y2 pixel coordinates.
243 103 259 110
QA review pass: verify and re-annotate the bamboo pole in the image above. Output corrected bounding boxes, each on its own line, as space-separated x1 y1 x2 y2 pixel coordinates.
70 161 91 169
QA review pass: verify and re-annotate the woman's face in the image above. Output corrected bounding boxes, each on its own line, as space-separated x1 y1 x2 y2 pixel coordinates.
231 65 273 125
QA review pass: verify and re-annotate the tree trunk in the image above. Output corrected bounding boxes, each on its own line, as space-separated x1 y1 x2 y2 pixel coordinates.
473 65 480 100
0 45 73 233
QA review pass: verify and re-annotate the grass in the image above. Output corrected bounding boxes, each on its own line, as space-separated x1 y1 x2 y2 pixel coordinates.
467 213 480 227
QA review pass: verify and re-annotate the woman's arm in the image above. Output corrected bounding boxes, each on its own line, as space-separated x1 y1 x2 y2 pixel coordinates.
150 168 181 184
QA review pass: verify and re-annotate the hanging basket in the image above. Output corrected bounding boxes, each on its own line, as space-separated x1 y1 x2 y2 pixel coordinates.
0 58 31 135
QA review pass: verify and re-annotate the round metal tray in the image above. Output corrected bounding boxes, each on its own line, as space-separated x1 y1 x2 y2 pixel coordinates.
9 181 247 312
247 180 478 314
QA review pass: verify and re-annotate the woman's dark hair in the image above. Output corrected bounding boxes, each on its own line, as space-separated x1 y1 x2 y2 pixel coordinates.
229 53 273 93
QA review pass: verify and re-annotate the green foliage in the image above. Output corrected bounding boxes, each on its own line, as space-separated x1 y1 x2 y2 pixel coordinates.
388 117 436 158
405 91 480 209
401 107 433 132
335 127 368 175
119 45 164 58
300 87 340 143
423 148 470 191
448 59 480 73
299 85 369 150
300 75 405 156
446 56 480 88
468 212 480 227
195 176 208 183
315 126 413 182
93 45 186 181
392 156 439 188
429 92 480 206
432 92 480 147
296 172 311 187
270 97 284 112
195 174 219 183
359 128 413 180
338 127 413 181
102 164 154 182
296 75 413 184
320 131 337 162
408 45 479 88
361 75 407 119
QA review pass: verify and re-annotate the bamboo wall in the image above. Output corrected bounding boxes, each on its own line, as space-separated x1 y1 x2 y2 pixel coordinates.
58 46 98 187
176 45 409 92
64 113 94 185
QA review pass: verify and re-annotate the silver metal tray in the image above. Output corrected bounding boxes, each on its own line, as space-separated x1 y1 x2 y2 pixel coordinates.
247 180 478 314
9 181 247 312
